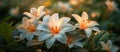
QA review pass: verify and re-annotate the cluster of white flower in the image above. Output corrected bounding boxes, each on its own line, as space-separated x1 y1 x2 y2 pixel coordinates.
17 6 99 49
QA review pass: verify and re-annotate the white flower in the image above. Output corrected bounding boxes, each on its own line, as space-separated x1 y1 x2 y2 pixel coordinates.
17 17 40 41
72 11 99 38
37 13 74 48
66 35 83 48
24 6 45 19
100 40 119 52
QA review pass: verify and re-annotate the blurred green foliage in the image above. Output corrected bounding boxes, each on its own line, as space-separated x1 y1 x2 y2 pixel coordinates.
83 31 110 52
0 23 13 43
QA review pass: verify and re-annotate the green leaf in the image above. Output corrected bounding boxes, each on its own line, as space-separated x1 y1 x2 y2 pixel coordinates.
99 32 109 41
0 48 5 52
93 31 110 51
0 16 13 23
0 23 13 43
94 31 110 43
85 33 96 52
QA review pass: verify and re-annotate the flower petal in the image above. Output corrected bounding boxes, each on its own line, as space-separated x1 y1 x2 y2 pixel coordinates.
55 33 66 44
100 41 108 50
24 12 35 18
30 7 37 15
46 37 55 49
26 34 34 41
33 30 41 36
60 23 74 33
52 13 59 25
37 6 45 17
38 12 45 19
92 27 100 31
48 13 59 27
68 44 74 48
81 11 88 20
84 28 92 38
37 6 45 14
36 23 50 32
29 18 39 26
74 23 80 28
19 33 26 40
72 14 81 23
51 13 59 21
37 6 45 12
59 17 70 27
22 17 29 25
74 42 83 48
38 32 52 41
17 25 27 32
107 40 112 49
111 45 119 52
43 15 50 23
87 21 99 27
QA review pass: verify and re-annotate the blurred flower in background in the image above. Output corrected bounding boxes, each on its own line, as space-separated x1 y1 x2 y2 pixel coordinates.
105 0 118 12
9 7 20 16
24 6 45 20
69 0 85 6
57 1 72 12
100 40 119 52
90 11 100 19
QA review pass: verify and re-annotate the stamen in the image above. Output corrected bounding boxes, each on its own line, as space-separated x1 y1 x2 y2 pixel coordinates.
80 20 89 29
49 26 60 35
26 25 36 32
67 36 73 44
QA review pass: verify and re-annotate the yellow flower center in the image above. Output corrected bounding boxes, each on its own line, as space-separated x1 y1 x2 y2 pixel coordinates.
80 23 87 29
49 26 60 35
67 36 73 44
80 20 90 29
26 25 36 33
